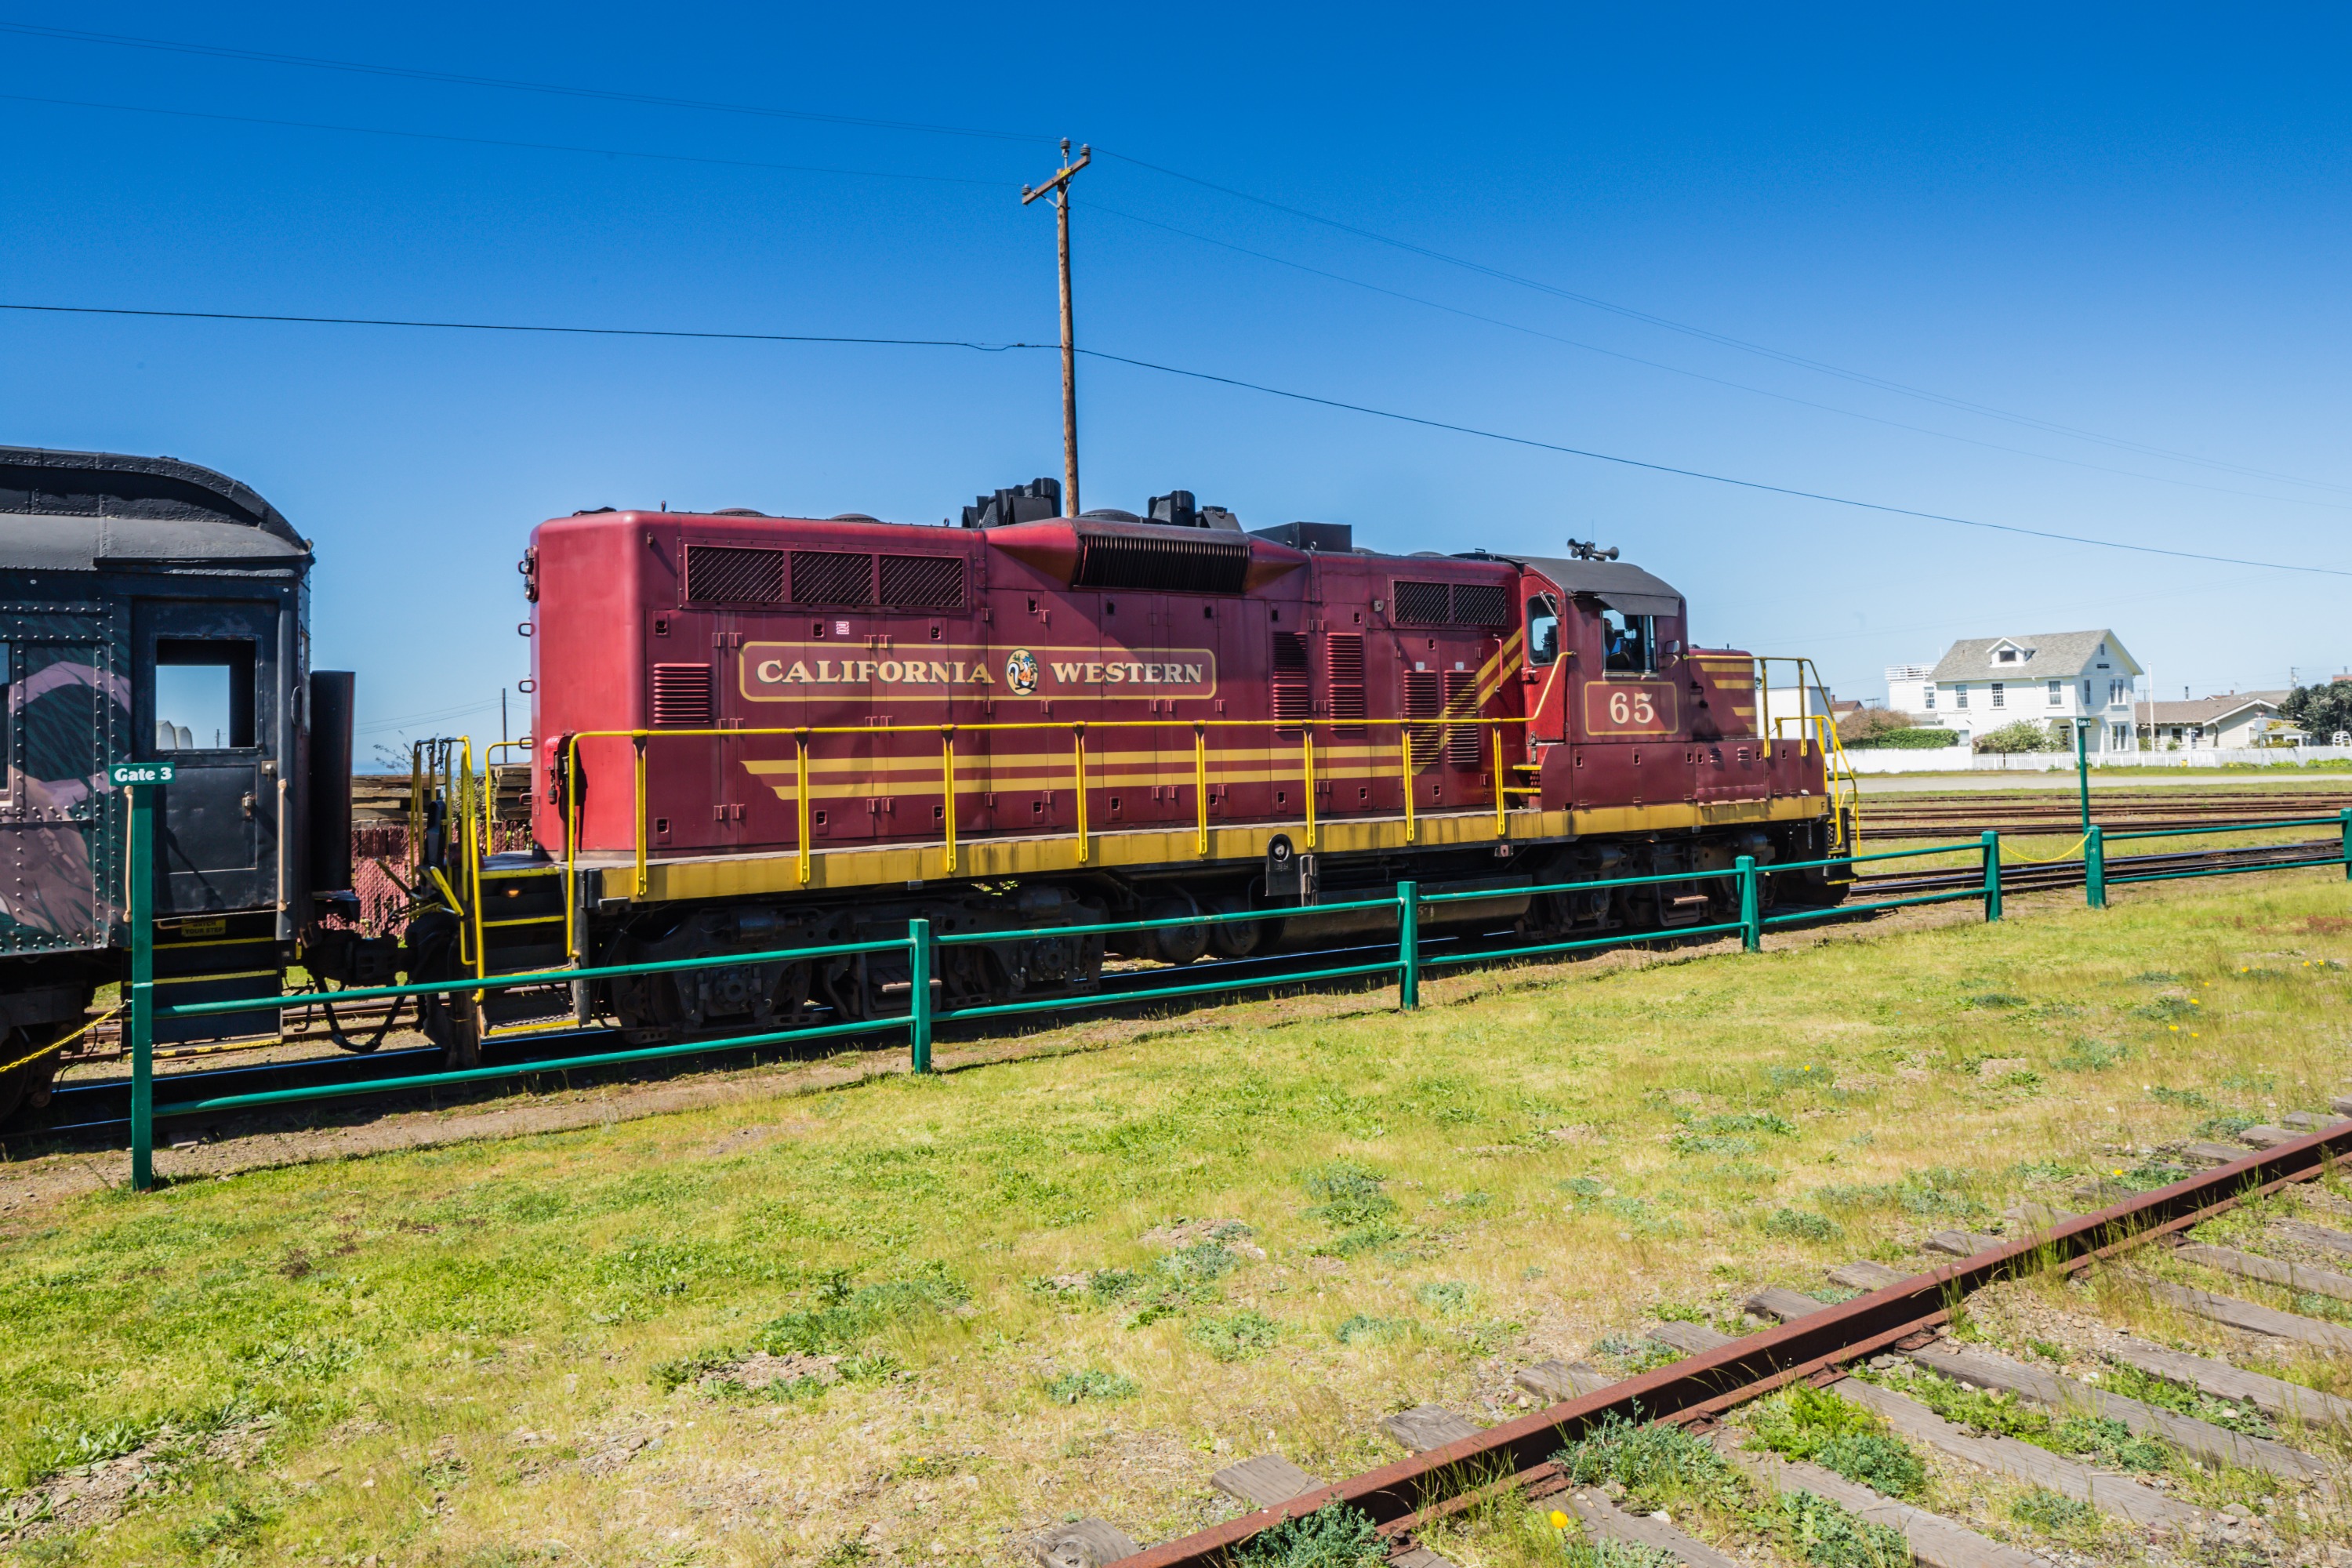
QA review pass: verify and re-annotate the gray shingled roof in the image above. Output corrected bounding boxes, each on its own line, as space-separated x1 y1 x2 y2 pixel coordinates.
2138 691 2289 725
1928 630 2139 683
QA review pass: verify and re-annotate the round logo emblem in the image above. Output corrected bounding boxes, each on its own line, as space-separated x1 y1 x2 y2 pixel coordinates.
1004 648 1040 695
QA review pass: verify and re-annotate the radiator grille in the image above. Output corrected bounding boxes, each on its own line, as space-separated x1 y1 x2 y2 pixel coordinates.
1073 530 1251 593
1327 633 1365 732
1272 633 1311 731
651 663 714 727
879 554 967 609
1392 580 1450 625
1444 670 1483 766
1403 670 1442 768
684 545 785 604
1450 583 1510 627
789 550 875 605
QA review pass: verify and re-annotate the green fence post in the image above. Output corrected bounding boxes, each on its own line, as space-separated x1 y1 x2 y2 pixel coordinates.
1737 855 1761 953
1981 829 2003 922
2075 720 2091 835
2085 826 2107 909
907 918 932 1074
2342 808 2350 882
129 781 156 1192
1396 880 1419 1011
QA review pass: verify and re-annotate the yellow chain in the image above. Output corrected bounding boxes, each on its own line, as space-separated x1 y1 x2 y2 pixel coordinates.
1998 833 2090 864
0 1004 123 1077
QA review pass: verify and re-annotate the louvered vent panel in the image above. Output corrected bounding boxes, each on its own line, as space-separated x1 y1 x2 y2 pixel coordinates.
1073 531 1250 593
1443 670 1483 767
1272 632 1311 731
1327 633 1366 731
1392 580 1450 625
878 554 967 609
789 550 875 605
684 545 785 604
651 663 714 727
1402 670 1442 768
1450 583 1510 627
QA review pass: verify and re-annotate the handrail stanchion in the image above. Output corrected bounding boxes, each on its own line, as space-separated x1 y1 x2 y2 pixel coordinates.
1072 724 1089 863
939 728 957 877
128 778 156 1192
1737 855 1760 953
908 918 932 1073
632 734 649 898
1982 829 2002 921
1193 722 1209 855
794 730 812 885
1302 729 1316 850
1400 725 1417 844
2086 826 2107 909
1492 726 1507 837
1396 879 1419 1011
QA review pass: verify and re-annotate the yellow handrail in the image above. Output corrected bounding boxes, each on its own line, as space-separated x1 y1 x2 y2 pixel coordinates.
1301 730 1317 849
1192 723 1209 855
559 713 1538 939
1491 728 1508 837
941 728 957 876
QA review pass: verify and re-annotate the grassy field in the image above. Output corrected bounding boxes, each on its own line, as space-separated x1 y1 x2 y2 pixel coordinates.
5 870 2352 1568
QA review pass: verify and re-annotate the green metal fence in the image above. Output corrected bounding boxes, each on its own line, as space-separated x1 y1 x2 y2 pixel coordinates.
114 785 2352 1190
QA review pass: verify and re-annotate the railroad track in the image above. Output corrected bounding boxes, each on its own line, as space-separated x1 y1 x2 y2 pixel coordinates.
1047 1114 2352 1568
1864 789 2352 837
1856 835 2341 898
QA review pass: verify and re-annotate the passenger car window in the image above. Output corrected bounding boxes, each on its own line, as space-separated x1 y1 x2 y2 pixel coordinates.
154 639 256 750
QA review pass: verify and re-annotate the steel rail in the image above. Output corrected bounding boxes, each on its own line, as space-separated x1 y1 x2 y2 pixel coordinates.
1108 1120 2352 1568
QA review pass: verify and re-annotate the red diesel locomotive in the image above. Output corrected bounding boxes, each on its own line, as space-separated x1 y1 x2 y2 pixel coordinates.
517 479 1851 1037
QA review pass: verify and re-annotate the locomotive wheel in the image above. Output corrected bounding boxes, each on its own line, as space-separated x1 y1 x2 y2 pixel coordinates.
1144 899 1209 966
1206 898 1261 959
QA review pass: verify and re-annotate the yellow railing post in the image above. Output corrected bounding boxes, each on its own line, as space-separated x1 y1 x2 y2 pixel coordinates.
1193 722 1209 855
1399 723 1417 844
1491 724 1508 837
1072 724 1089 863
463 737 485 979
632 733 648 898
563 734 582 961
940 727 957 877
794 730 811 885
1302 728 1317 849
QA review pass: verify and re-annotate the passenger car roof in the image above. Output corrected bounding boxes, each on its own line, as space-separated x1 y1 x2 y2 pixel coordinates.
0 445 307 570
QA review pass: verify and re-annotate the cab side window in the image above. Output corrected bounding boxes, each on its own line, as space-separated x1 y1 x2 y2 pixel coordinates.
1526 597 1560 666
1601 609 1653 673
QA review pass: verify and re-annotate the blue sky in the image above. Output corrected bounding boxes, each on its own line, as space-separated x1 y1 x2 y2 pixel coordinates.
3 3 2347 745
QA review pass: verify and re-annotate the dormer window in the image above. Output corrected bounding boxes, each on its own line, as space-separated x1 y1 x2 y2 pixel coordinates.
1997 648 2017 663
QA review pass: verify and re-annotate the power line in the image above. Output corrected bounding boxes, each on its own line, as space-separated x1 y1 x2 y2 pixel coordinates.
1088 201 2350 515
0 20 1048 146
1098 150 2352 499
1072 347 2352 579
8 298 2341 579
0 92 1014 188
0 302 1040 354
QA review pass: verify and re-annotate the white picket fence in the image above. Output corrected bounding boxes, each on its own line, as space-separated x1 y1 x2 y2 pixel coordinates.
1843 746 2352 775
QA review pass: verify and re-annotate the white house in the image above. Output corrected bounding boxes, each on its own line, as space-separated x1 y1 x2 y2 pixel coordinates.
1885 664 1933 717
1759 678 1837 739
2136 691 2294 750
1918 630 2144 753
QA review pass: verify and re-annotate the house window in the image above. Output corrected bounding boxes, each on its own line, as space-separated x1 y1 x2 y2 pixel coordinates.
2047 679 2061 706
1923 687 1936 710
2111 724 2129 749
1953 684 1968 709
2082 680 2092 706
2108 679 2125 706
1997 648 2017 663
2096 641 2107 656
1990 682 2005 709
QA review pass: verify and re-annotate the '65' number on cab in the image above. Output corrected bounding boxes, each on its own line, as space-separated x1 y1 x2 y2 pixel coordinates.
1582 681 1678 735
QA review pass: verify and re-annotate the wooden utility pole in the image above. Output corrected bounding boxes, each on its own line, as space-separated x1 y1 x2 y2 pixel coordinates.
1023 139 1091 517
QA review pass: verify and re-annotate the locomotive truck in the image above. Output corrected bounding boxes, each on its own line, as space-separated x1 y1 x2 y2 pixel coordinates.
0 448 1854 1119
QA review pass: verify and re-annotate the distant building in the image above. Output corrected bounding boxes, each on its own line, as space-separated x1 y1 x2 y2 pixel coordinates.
1885 663 1933 717
1920 630 2143 752
2135 691 2293 750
